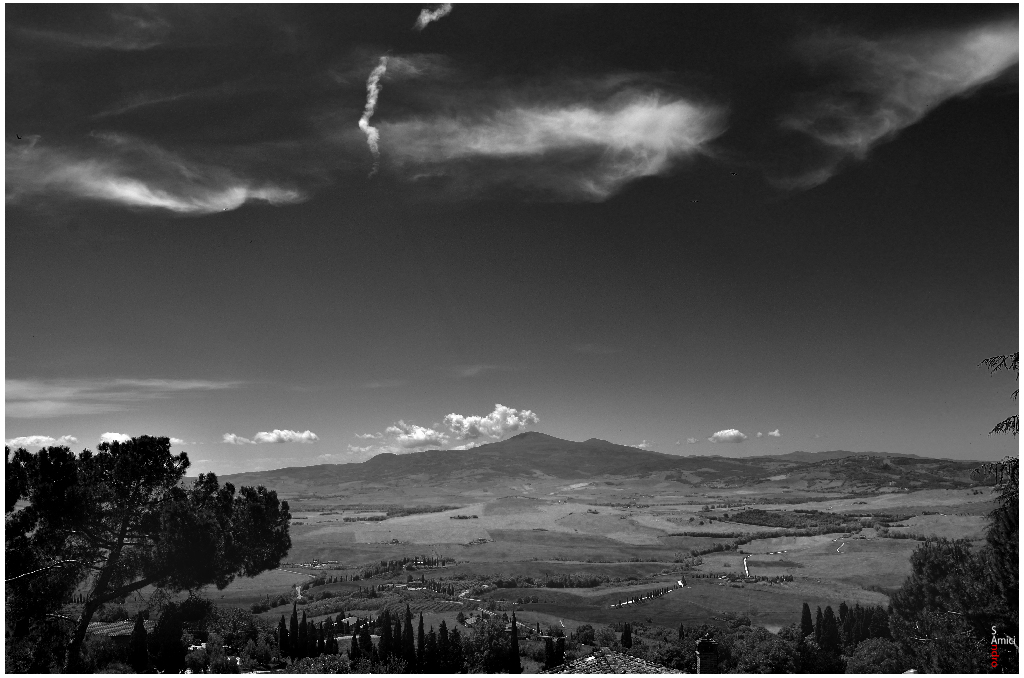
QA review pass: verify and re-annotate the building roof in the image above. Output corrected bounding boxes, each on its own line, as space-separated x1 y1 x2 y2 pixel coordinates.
542 648 679 674
86 619 157 637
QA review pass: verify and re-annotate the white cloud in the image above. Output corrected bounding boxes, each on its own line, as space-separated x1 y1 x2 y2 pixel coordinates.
169 437 188 445
355 432 384 440
632 440 653 450
5 434 78 448
346 445 376 455
223 429 319 445
99 432 131 444
379 75 726 200
708 429 748 444
687 437 699 444
444 404 539 442
768 429 782 437
6 134 305 215
414 4 453 31
757 432 763 438
252 429 319 444
779 18 1019 188
5 377 241 419
385 421 449 449
451 441 482 451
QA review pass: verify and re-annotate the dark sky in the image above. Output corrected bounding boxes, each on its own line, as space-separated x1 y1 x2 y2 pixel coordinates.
6 5 1018 473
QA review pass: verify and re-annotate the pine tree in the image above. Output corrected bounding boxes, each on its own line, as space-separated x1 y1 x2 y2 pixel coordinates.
509 612 522 674
129 612 149 672
801 602 814 639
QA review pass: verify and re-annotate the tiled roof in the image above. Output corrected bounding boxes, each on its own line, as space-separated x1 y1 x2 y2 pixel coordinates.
542 648 680 674
87 619 157 637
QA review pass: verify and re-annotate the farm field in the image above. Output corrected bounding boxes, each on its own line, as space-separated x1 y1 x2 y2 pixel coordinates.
191 452 1000 644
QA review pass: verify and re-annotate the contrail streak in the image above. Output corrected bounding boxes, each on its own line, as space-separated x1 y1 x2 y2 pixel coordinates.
414 4 453 31
358 56 389 177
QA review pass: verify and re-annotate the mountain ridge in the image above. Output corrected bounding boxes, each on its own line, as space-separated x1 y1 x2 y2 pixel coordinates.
214 431 985 495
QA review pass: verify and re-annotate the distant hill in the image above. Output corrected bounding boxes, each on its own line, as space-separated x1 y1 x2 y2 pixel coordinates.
218 431 988 496
767 450 926 463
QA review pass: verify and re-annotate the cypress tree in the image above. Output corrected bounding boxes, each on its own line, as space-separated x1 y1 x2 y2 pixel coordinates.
403 605 416 669
393 617 403 664
449 627 464 673
359 625 373 657
820 606 841 654
621 622 632 648
800 602 814 639
425 627 438 672
279 615 290 660
417 613 426 668
544 637 555 669
290 604 299 659
814 607 823 645
438 620 450 672
298 611 308 659
554 637 565 666
315 621 324 657
379 609 393 660
129 612 149 672
509 612 522 674
349 631 361 662
153 603 185 674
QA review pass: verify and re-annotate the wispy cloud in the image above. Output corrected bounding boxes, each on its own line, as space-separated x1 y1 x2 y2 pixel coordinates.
444 404 539 442
100 432 131 444
632 440 653 450
371 68 726 200
708 429 748 444
5 434 78 448
18 6 172 51
5 378 241 419
778 18 1018 188
169 437 190 446
686 437 699 444
414 4 454 31
768 429 781 437
6 134 306 215
223 433 255 445
358 57 389 177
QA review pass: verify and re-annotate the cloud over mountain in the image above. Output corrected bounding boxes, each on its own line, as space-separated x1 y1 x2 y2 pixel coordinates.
708 429 748 443
224 430 318 445
444 404 539 442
